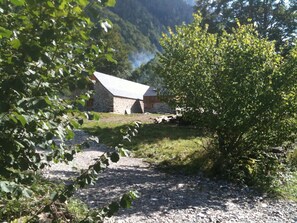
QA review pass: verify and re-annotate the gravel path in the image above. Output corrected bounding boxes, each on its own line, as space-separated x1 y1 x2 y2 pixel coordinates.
43 131 297 223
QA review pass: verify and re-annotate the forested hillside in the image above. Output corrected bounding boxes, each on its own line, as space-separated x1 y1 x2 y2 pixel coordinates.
95 0 194 78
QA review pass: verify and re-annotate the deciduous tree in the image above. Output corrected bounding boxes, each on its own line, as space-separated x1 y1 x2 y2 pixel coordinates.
195 0 297 50
0 0 137 221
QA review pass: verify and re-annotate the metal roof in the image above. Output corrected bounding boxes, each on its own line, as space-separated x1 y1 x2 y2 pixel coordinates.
93 71 152 100
144 86 158 96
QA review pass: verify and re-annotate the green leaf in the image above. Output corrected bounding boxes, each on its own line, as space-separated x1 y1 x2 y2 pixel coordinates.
107 202 120 217
70 120 80 129
78 0 88 6
105 0 116 7
50 192 58 201
93 162 102 172
73 6 82 14
15 114 27 126
59 0 67 10
22 187 33 198
120 194 131 208
129 191 140 199
9 114 18 123
10 0 26 6
10 38 21 49
0 26 12 38
64 152 74 161
105 53 116 63
47 1 54 8
0 181 12 193
92 112 100 121
44 96 52 106
66 128 75 140
119 192 138 209
110 152 120 163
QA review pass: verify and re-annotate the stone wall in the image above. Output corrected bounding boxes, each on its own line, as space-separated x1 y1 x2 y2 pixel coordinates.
93 81 113 112
93 81 144 114
113 97 144 114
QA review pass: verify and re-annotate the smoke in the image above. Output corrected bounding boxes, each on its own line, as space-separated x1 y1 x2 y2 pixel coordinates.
130 51 155 70
183 0 195 6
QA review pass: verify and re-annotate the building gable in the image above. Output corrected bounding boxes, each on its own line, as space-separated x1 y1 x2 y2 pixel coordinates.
93 71 151 100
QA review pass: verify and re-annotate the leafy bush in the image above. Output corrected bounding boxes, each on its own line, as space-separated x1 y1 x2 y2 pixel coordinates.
158 14 297 188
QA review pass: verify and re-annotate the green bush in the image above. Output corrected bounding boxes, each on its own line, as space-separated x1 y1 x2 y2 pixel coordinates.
158 14 297 188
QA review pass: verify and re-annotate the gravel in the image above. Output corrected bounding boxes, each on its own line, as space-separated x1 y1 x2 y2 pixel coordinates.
43 131 297 223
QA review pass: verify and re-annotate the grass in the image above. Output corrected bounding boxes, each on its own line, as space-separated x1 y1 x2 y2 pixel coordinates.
83 112 211 174
276 171 297 201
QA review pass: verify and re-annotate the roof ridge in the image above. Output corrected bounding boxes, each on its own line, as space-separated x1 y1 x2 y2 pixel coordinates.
93 71 152 100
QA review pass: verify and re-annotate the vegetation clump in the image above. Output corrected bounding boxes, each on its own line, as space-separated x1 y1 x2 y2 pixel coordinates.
158 14 297 189
0 0 138 221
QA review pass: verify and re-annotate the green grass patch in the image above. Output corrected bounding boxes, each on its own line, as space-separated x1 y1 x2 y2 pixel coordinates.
83 112 211 174
275 171 297 201
67 198 89 221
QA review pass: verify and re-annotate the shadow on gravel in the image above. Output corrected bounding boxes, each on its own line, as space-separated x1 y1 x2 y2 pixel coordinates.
76 166 257 216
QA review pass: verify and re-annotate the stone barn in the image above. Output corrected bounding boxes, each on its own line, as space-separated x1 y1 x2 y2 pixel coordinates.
144 87 173 113
90 72 151 114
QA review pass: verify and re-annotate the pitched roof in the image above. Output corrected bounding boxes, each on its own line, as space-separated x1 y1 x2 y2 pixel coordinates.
93 71 151 100
144 86 158 96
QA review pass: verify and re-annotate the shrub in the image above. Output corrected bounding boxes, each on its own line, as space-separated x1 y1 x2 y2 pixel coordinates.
158 14 297 187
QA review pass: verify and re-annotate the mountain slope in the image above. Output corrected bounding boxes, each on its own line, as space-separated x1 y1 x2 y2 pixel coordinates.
93 0 194 79
109 0 193 51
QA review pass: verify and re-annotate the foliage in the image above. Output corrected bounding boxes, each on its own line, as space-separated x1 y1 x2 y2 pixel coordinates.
158 14 297 187
194 0 297 50
93 26 133 79
288 147 297 169
0 0 139 221
0 0 97 195
85 5 133 78
275 171 297 201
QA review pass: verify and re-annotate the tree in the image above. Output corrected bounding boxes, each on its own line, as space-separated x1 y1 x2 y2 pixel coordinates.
0 0 138 221
85 5 133 78
158 14 297 186
195 0 297 50
93 26 133 78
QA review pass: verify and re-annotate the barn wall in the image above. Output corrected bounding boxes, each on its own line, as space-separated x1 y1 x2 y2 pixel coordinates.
93 81 114 112
144 96 173 113
113 97 144 114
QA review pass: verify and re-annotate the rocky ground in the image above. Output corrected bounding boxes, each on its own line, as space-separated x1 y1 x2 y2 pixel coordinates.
43 131 297 223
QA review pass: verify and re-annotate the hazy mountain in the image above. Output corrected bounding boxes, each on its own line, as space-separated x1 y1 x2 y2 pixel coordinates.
106 0 194 68
92 1 194 80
